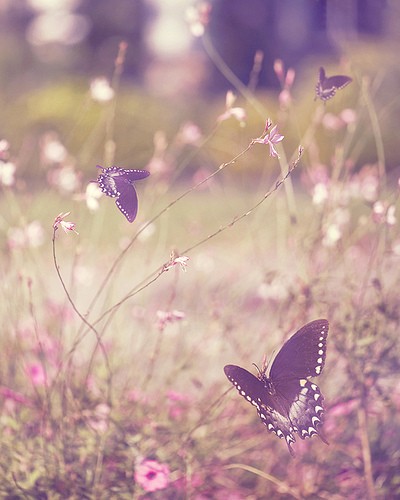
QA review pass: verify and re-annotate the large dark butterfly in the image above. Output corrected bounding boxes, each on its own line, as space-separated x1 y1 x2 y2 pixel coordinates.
96 165 150 222
224 319 329 456
315 67 352 102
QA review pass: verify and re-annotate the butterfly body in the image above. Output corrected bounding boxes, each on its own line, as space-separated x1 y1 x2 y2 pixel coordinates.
224 319 329 456
315 67 352 102
96 166 150 222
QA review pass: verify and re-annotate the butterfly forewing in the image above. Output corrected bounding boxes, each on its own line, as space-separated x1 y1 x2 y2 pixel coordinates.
104 167 150 182
224 319 329 456
224 365 270 408
270 319 329 380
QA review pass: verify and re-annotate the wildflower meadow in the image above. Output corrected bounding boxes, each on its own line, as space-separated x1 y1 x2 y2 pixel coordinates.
1 4 400 499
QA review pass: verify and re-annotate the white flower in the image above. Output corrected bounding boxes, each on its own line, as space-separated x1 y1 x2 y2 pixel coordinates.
90 77 115 103
0 161 16 186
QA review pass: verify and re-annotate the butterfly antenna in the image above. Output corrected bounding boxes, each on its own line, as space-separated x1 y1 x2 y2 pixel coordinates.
261 353 269 372
252 363 262 376
252 362 268 378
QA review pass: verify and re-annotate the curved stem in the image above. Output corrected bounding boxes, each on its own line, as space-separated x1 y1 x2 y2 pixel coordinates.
52 228 113 404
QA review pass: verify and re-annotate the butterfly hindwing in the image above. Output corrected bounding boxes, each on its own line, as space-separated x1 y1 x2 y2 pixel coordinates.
224 319 329 456
115 180 139 223
97 172 119 197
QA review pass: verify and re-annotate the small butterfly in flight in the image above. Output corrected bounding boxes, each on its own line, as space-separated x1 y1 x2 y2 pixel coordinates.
224 319 329 456
96 165 150 222
315 67 352 102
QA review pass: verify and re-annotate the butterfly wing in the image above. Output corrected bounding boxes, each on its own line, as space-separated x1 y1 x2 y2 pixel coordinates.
115 181 138 223
262 373 327 451
269 319 329 448
105 167 150 183
315 67 352 101
224 365 298 455
97 172 119 197
270 319 329 380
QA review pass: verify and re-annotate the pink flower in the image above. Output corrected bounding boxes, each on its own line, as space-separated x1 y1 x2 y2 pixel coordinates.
7 221 45 250
135 459 170 492
186 2 211 37
322 112 345 131
372 201 396 225
253 121 284 158
40 132 67 165
0 139 10 161
26 362 47 387
177 122 203 145
274 60 295 109
273 59 285 84
173 256 189 271
47 164 81 193
163 252 189 272
0 387 30 406
156 310 185 332
273 59 295 88
53 212 79 234
167 390 191 420
349 165 379 202
217 91 246 126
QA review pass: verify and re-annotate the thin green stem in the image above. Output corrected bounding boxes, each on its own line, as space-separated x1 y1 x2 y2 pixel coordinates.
51 228 113 404
224 464 301 499
361 77 386 193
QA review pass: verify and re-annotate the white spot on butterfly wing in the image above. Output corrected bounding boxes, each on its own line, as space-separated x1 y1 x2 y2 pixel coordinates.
312 416 321 426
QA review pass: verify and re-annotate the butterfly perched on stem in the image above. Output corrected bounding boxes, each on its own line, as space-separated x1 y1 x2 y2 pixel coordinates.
96 165 150 222
224 319 329 456
315 67 352 102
